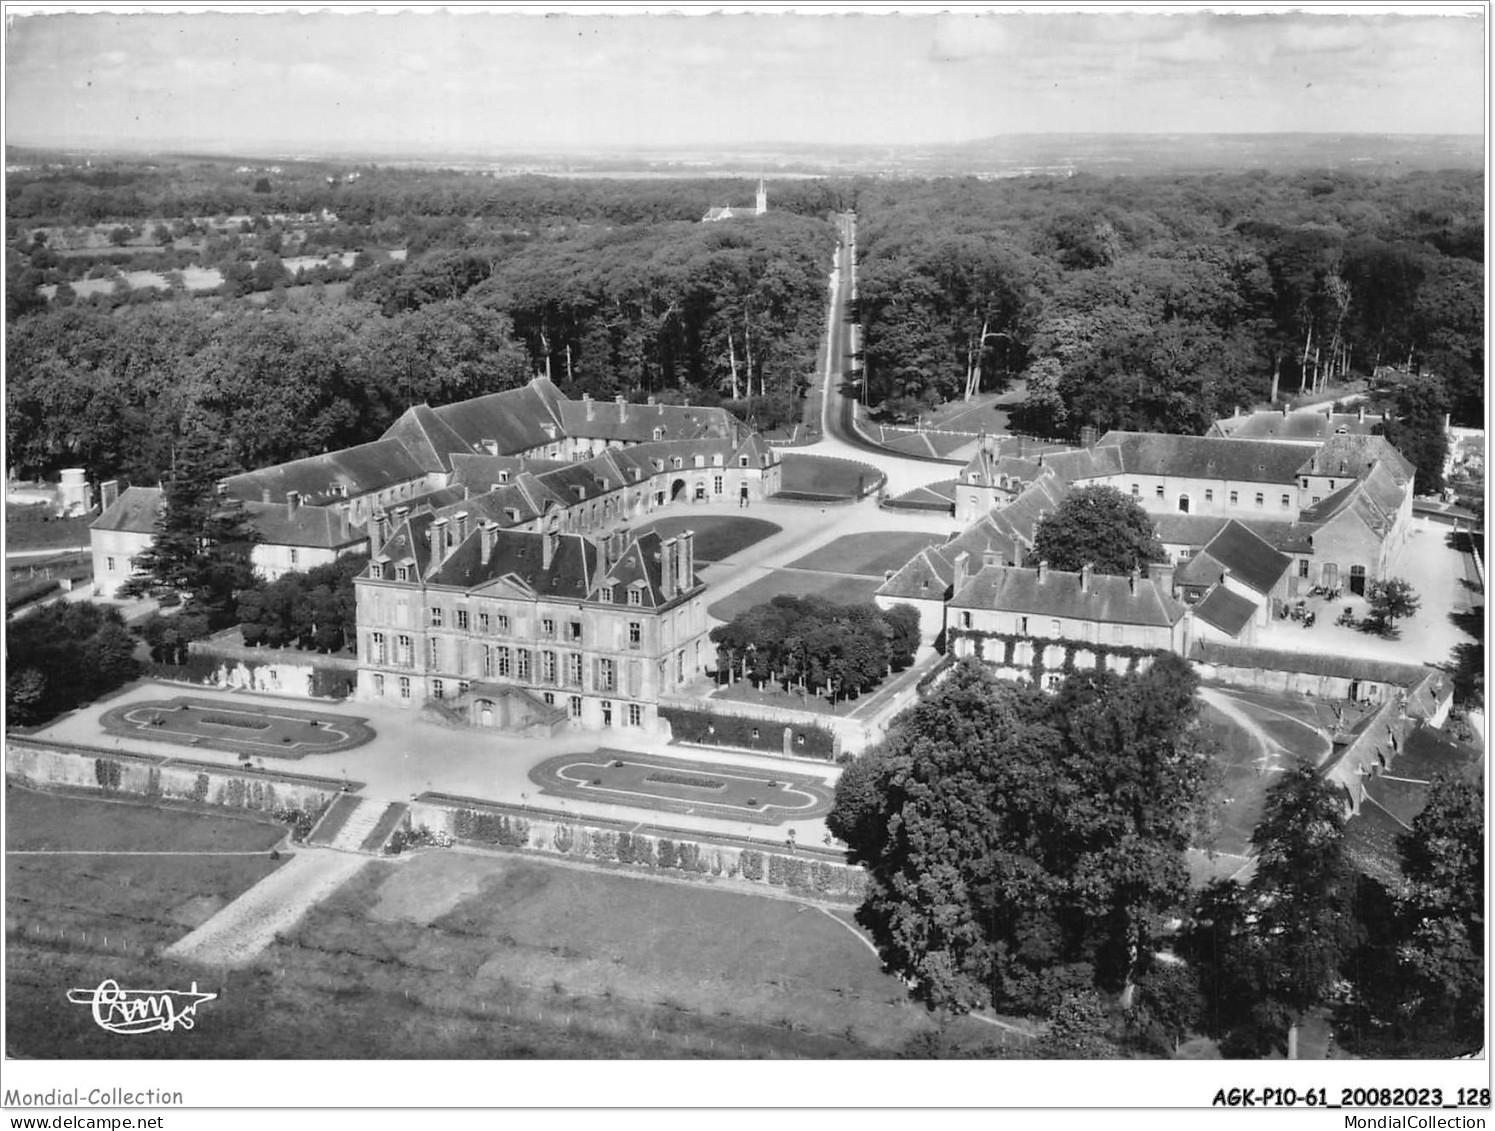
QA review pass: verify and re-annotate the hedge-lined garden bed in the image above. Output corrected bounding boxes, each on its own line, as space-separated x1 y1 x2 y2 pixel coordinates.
659 705 836 759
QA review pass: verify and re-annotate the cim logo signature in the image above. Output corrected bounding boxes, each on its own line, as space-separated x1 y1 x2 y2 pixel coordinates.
67 979 217 1035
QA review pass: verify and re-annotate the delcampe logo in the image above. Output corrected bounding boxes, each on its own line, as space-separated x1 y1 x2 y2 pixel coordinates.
67 978 218 1034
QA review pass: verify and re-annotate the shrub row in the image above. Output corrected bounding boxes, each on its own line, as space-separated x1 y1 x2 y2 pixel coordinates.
659 705 835 759
451 808 531 847
7 578 60 611
86 756 326 841
643 770 727 790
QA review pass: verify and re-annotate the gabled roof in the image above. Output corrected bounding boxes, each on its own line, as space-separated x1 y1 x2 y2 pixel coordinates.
244 501 363 550
1192 642 1435 686
223 438 426 506
1193 585 1258 638
951 563 1187 628
1298 433 1415 484
1174 520 1292 595
875 546 955 600
557 398 740 445
1099 431 1308 485
90 485 162 535
383 404 473 474
1152 513 1233 547
1208 410 1380 443
448 454 567 492
417 380 567 456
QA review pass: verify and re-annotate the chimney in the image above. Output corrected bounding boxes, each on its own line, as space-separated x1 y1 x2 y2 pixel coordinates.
1152 561 1175 598
1080 562 1092 593
543 529 558 570
583 393 595 421
953 550 971 590
1357 405 1365 424
480 520 497 562
455 510 469 543
101 480 119 510
616 394 628 422
1013 543 1025 569
430 517 449 567
595 532 609 585
982 548 999 569
1234 405 1241 418
261 488 272 504
1080 425 1097 450
1038 559 1049 584
1282 403 1289 417
370 510 385 555
661 536 677 597
647 395 657 406
680 529 695 591
287 490 301 516
1129 567 1140 595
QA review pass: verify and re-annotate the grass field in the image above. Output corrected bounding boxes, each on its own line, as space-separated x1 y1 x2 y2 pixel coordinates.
775 454 885 500
631 515 781 562
6 844 1002 1058
7 789 289 854
706 571 883 622
787 532 948 577
4 506 95 551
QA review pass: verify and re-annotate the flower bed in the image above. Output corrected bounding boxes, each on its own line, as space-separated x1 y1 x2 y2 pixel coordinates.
198 714 271 731
643 771 728 791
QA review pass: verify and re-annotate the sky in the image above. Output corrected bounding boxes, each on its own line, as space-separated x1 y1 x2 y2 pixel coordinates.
3 5 1486 153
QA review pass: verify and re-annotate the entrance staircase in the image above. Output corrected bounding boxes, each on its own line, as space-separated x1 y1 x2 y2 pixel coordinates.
308 794 408 854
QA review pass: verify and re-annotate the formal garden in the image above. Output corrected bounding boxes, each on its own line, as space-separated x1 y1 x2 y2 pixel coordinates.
100 696 374 759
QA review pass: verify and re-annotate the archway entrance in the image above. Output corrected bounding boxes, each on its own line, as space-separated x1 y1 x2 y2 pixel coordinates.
670 479 686 501
1178 494 1190 514
1349 565 1367 596
476 700 495 727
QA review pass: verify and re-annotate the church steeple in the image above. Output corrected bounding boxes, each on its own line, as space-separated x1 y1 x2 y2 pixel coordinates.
755 178 767 216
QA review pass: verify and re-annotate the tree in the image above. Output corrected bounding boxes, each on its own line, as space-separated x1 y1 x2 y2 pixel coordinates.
108 225 134 247
1030 485 1164 575
1366 577 1420 634
5 603 141 724
1376 372 1450 495
1034 990 1116 1059
1247 766 1359 1057
1394 770 1484 1054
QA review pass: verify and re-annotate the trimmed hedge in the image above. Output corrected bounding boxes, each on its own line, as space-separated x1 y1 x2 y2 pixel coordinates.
659 705 835 760
452 808 531 847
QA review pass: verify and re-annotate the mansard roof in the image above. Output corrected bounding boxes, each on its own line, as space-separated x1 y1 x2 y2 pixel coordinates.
1208 409 1381 443
557 397 739 444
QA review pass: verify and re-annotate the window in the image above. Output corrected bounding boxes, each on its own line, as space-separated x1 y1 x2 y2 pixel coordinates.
567 652 583 687
517 649 531 681
568 621 582 642
960 611 972 629
479 612 490 634
371 632 387 664
1229 491 1239 505
601 700 613 727
541 618 555 638
676 651 685 683
459 681 469 695
482 645 493 677
1155 485 1164 499
396 565 410 582
456 610 469 631
542 651 557 684
432 679 445 699
497 614 511 634
1298 559 1310 579
569 695 583 719
289 548 299 566
627 703 643 727
600 586 615 603
370 562 383 580
543 692 556 706
1280 494 1291 510
1112 624 1124 643
739 456 749 467
598 658 616 692
628 621 642 650
427 638 440 669
1051 619 1062 637
1046 674 1064 690
1312 496 1321 505
1301 478 1310 489
399 676 411 700
1204 489 1214 503
497 647 512 678
1131 484 1140 497
1178 494 1190 514
713 475 723 495
429 606 443 628
627 587 643 607
1329 480 1336 490
1254 493 1264 508
373 674 385 697
1018 616 1029 635
396 635 413 667
693 455 704 469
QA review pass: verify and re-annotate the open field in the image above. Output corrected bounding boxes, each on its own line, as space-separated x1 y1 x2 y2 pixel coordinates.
4 506 94 551
39 266 223 300
787 531 947 577
775 454 885 501
4 788 288 964
100 696 375 758
631 515 781 562
6 843 1003 1058
529 749 834 823
706 570 882 622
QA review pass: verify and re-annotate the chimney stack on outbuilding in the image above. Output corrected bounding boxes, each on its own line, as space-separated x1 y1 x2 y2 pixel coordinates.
660 536 677 597
287 491 301 516
1129 567 1140 595
1038 559 1049 584
480 520 498 562
583 393 595 422
679 530 695 592
370 510 386 555
101 480 120 511
1152 561 1175 598
430 517 449 567
1080 562 1093 593
455 511 469 544
542 528 559 570
952 551 971 591
616 394 628 423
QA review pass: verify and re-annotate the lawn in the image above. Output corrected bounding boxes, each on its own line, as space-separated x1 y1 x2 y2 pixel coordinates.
6 788 289 853
6 850 1001 1058
529 750 834 823
630 514 781 562
786 531 948 577
706 571 883 622
774 454 885 500
4 506 95 551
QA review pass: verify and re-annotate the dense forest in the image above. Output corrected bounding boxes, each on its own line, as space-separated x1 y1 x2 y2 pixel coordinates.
855 170 1483 433
6 160 837 483
6 158 1484 489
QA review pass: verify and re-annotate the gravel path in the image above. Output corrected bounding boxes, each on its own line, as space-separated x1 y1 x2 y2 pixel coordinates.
163 849 366 967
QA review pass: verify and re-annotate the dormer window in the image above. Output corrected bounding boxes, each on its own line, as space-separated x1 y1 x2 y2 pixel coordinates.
396 565 410 582
693 455 705 469
369 563 383 580
627 587 643 606
711 453 723 467
653 428 664 441
672 457 683 470
498 470 510 483
739 456 749 467
600 586 615 603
